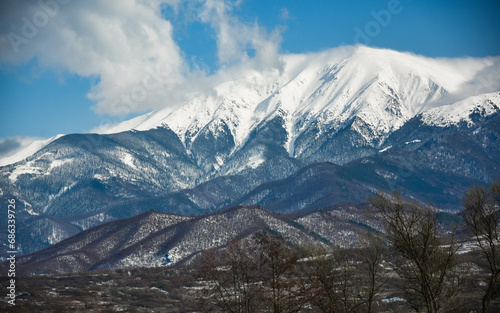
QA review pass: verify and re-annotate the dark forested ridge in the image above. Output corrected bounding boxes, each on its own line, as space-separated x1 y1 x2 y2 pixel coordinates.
2 183 500 312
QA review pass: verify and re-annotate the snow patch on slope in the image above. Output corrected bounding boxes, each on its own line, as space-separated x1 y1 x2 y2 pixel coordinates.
9 161 45 183
247 152 265 170
46 158 74 175
120 153 137 169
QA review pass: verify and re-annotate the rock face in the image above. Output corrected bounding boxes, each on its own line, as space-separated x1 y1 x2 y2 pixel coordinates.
1 46 499 255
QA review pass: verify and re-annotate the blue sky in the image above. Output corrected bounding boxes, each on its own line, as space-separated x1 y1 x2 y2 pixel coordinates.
0 0 499 150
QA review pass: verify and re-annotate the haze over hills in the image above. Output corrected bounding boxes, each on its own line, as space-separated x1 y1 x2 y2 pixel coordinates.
1 45 499 256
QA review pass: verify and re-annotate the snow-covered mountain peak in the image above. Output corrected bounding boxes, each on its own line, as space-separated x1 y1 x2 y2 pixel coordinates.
83 46 500 155
346 46 493 92
0 46 496 169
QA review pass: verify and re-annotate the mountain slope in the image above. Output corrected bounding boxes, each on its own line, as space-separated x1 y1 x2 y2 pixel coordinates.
16 210 191 273
1 46 499 256
106 46 497 150
13 205 380 275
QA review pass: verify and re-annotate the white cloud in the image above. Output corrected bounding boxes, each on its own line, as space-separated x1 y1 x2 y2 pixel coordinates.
0 136 38 158
198 0 282 70
0 0 283 116
280 8 292 20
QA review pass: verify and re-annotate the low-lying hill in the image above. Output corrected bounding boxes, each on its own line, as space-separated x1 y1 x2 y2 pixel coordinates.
12 205 381 275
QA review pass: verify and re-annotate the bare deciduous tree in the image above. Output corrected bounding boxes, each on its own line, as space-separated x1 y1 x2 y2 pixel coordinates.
299 244 341 313
336 251 364 313
198 240 261 313
370 192 463 313
299 241 384 313
360 233 388 313
253 231 305 313
198 232 306 313
462 182 500 313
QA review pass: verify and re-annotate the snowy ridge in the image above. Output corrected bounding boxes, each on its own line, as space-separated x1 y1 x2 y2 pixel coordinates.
1 46 498 168
16 205 382 273
422 92 500 127
102 46 500 155
0 135 63 167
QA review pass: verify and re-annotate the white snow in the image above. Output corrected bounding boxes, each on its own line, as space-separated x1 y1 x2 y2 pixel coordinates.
9 161 45 183
23 200 39 216
98 46 500 158
247 152 265 170
120 153 137 169
379 146 392 153
422 92 500 127
49 158 74 169
0 135 63 167
405 139 422 145
45 158 74 175
8 157 74 182
93 173 107 181
382 297 406 303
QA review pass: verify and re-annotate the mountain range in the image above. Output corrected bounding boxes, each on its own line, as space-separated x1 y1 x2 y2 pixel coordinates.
1 45 499 257
11 205 383 275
